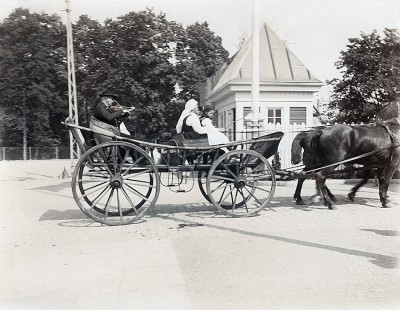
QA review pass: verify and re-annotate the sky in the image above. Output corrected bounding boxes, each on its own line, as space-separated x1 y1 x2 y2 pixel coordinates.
1 0 399 84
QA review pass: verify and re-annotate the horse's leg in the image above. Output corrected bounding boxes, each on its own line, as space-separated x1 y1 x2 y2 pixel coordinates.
348 169 371 201
315 170 336 210
377 168 389 207
378 158 399 208
294 177 306 205
326 185 337 202
315 169 336 209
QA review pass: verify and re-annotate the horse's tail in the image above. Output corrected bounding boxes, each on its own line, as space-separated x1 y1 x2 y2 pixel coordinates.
303 130 322 167
291 132 307 164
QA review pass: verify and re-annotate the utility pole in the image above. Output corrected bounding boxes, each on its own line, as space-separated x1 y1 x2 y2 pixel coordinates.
247 0 263 139
251 0 260 124
65 0 79 167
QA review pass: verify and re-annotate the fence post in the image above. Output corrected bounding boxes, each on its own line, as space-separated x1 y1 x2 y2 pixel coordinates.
56 146 59 159
2 147 4 161
29 147 32 160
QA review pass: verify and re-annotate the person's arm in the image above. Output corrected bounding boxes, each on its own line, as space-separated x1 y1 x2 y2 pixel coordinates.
202 118 215 128
96 102 127 122
187 114 208 134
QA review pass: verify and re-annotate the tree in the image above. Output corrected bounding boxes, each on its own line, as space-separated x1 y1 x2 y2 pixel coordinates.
73 15 110 126
326 28 400 123
0 8 68 152
0 8 230 146
175 22 229 101
74 9 183 140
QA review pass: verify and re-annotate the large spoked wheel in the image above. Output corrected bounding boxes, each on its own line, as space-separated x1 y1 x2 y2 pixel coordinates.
72 141 160 225
206 150 276 217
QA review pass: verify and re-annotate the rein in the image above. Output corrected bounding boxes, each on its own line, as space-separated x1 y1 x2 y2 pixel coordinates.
300 141 400 175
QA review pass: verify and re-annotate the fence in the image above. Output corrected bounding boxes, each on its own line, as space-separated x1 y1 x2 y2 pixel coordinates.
0 121 378 171
0 147 70 161
232 122 310 169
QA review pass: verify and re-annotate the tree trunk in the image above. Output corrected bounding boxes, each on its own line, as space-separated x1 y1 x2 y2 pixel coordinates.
23 121 27 160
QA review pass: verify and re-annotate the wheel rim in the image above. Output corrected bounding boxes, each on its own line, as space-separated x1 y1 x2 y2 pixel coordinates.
206 150 276 217
72 142 160 225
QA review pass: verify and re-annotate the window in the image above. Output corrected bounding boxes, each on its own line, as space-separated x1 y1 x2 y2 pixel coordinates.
290 107 306 124
243 107 252 118
243 107 261 119
267 109 282 124
218 112 225 128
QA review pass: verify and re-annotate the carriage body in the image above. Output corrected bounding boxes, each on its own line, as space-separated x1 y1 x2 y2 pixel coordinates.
64 117 284 225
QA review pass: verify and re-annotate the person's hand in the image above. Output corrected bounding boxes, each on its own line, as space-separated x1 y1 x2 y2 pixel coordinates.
123 108 134 116
123 108 135 115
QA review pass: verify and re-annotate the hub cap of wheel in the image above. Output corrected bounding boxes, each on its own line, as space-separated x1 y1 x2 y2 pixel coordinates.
110 176 123 189
234 176 247 189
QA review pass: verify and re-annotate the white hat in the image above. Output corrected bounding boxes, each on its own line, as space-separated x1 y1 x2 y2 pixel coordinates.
185 99 198 111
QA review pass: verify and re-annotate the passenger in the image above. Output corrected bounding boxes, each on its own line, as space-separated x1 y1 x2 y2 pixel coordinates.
176 99 208 139
200 106 230 153
93 92 134 132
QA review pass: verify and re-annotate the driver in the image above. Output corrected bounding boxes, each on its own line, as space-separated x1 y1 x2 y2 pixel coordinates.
93 92 134 129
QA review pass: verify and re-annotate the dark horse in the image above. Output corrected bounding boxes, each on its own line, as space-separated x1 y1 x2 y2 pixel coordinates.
300 122 399 209
291 130 336 205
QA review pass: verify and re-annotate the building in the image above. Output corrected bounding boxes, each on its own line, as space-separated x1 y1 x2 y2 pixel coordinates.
202 23 324 143
200 23 324 167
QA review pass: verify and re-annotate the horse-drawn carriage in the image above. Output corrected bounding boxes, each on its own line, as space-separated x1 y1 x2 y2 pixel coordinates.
64 100 400 226
65 117 285 226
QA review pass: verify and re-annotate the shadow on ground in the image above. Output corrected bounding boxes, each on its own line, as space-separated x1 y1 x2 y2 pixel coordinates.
39 195 399 270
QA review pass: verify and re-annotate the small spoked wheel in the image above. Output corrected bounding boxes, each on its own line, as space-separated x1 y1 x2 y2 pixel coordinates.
206 150 276 217
72 141 160 225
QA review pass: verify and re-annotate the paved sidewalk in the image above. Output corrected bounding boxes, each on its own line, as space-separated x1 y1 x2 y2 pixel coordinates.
0 160 399 310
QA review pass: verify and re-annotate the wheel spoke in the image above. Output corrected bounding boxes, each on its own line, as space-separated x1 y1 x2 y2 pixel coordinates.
124 180 157 189
86 185 112 212
121 187 140 216
209 174 235 182
80 180 109 192
103 188 114 221
116 189 123 221
124 183 153 202
243 185 264 207
221 162 237 178
79 181 109 200
217 186 236 208
238 189 249 213
121 156 146 177
232 188 239 209
123 168 153 179
247 182 272 193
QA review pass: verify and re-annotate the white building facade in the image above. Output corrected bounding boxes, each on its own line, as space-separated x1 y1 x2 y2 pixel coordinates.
201 24 323 167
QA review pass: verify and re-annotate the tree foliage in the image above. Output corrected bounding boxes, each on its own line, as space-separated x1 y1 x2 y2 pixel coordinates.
0 8 229 145
0 8 68 147
175 22 229 101
327 28 400 123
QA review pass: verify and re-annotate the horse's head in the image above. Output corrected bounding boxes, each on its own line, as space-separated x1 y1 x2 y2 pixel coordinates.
291 132 307 164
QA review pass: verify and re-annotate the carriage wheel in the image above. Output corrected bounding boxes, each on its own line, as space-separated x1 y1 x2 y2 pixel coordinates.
206 150 276 217
72 141 160 225
198 171 251 209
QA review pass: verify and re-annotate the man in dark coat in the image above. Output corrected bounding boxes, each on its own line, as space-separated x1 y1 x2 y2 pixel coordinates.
93 92 134 128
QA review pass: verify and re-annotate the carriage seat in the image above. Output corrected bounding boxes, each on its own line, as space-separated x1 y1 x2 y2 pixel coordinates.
172 133 209 148
90 116 120 145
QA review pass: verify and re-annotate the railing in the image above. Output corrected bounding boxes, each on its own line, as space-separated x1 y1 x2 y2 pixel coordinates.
0 147 70 161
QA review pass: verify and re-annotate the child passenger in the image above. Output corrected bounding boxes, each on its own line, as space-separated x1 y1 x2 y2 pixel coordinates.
200 106 230 153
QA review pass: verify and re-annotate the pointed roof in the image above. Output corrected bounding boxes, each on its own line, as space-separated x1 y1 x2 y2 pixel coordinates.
211 24 322 93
